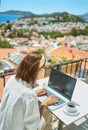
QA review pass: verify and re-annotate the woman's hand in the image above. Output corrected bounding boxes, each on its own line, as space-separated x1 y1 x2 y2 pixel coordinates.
42 95 58 107
39 95 58 118
35 88 47 96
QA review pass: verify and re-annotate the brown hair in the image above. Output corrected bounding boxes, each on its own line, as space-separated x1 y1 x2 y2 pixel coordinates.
15 51 45 85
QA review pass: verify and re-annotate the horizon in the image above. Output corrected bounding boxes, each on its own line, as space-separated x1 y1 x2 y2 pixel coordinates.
0 9 88 16
0 0 88 15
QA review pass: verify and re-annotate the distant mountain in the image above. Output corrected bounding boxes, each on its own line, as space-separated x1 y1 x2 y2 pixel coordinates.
0 10 69 17
44 11 69 16
0 10 35 17
78 12 88 22
0 10 86 22
48 12 85 22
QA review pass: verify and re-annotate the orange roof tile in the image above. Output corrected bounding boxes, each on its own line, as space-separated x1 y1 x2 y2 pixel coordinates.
49 46 88 61
0 48 16 59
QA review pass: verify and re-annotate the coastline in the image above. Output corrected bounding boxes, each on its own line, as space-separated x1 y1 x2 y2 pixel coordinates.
0 14 22 23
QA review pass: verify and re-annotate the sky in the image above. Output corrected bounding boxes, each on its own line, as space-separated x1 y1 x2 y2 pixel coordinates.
0 0 88 15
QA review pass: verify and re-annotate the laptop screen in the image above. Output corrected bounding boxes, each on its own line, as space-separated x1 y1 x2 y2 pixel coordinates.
48 69 77 100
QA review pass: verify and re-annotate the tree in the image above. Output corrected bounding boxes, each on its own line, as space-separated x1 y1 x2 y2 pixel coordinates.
0 40 12 48
4 23 12 32
36 48 46 55
70 28 78 36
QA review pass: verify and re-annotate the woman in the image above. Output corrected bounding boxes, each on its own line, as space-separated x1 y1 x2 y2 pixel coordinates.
0 51 57 130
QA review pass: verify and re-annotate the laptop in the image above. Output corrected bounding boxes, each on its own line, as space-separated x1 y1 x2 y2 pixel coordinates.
37 68 77 111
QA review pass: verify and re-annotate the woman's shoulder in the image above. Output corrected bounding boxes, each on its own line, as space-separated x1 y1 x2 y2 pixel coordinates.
22 87 37 99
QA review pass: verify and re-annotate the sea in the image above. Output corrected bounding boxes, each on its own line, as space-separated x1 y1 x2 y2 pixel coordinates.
0 14 22 23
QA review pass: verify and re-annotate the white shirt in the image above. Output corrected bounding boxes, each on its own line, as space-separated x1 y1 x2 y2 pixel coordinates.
0 75 40 130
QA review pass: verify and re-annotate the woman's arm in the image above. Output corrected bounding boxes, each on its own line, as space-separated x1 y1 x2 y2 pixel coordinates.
39 96 58 118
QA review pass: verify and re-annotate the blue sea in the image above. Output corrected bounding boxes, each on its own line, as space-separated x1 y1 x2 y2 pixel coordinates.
0 14 22 23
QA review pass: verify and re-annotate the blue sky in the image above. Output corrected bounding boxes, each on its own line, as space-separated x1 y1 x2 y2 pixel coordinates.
0 0 88 15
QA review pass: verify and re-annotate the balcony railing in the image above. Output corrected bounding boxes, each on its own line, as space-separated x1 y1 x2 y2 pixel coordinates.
0 58 88 87
44 58 88 80
57 58 88 78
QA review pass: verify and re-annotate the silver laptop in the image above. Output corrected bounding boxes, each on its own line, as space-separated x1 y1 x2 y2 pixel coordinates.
38 68 77 111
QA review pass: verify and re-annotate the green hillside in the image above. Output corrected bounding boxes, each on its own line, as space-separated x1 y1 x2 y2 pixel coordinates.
0 10 86 22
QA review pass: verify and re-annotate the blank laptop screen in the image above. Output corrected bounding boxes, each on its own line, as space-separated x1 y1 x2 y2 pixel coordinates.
48 69 77 100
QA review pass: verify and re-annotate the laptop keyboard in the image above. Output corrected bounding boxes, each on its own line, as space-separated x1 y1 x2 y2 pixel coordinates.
46 90 65 106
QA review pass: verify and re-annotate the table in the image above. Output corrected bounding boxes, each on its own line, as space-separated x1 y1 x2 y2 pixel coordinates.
36 77 88 130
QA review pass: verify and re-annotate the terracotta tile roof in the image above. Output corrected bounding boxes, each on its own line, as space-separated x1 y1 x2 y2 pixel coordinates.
0 48 16 59
49 46 88 61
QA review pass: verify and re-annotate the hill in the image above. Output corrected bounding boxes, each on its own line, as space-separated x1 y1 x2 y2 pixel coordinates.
48 12 85 22
78 12 88 22
0 10 35 17
0 10 86 22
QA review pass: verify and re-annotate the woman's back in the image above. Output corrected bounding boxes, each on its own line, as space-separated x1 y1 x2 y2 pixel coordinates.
0 75 40 130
